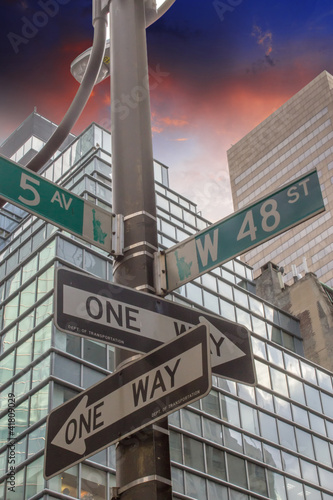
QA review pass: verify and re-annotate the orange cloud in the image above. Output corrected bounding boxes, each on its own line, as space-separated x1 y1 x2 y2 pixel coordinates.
159 117 189 127
252 25 273 56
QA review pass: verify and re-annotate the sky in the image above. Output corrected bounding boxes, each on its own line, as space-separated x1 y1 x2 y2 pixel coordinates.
1 0 333 222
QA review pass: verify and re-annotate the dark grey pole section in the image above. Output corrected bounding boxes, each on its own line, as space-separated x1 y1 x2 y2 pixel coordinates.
110 1 172 499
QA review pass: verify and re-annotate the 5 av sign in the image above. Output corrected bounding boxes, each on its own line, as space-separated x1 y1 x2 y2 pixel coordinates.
156 170 325 294
0 155 121 253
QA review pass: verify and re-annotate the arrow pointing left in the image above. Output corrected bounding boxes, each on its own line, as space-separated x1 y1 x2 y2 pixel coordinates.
44 325 211 479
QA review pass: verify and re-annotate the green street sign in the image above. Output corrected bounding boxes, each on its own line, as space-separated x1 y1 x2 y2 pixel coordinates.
0 155 117 253
155 170 325 294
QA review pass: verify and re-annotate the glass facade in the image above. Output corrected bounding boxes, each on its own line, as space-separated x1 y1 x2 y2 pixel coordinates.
0 119 333 499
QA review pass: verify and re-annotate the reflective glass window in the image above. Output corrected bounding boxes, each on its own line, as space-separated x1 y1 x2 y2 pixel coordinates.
263 443 282 469
30 385 49 425
0 351 15 384
288 376 305 405
16 338 32 372
251 337 266 359
171 467 184 495
182 409 202 436
206 445 226 480
251 316 267 338
221 395 240 426
239 403 259 435
207 480 228 499
248 462 268 496
1 326 16 352
83 339 107 368
300 459 319 485
217 279 233 300
259 412 279 443
183 436 204 471
313 436 331 466
309 412 326 435
28 423 46 457
267 470 287 500
37 266 54 299
201 390 220 417
243 435 262 461
57 239 83 267
224 427 243 453
301 361 317 384
318 467 333 491
321 392 333 418
278 421 297 451
185 471 207 498
19 281 36 315
53 354 81 386
292 404 309 427
256 388 274 412
220 299 236 321
227 453 247 489
32 356 50 388
295 428 314 460
282 451 300 477
274 397 292 420
81 464 106 500
26 456 44 498
202 418 223 444
22 255 38 284
3 294 19 329
169 431 182 463
317 371 332 392
304 486 322 500
255 360 271 389
284 352 301 376
267 344 284 367
14 369 31 398
270 367 288 395
203 290 219 314
304 385 322 412
285 478 303 498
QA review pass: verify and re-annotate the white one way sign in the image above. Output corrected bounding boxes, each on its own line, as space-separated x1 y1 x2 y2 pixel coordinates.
55 268 255 384
44 325 211 479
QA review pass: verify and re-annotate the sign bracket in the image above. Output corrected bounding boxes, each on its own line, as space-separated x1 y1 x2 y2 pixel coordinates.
153 250 167 296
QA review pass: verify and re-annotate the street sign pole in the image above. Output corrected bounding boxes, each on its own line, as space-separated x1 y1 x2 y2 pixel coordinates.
109 1 172 498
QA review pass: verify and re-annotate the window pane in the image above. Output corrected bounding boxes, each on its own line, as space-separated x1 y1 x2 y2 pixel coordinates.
81 464 106 500
206 445 226 480
267 470 287 500
227 453 247 489
183 436 204 471
248 462 268 496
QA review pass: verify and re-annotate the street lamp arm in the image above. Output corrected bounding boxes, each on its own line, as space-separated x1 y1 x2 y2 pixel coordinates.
26 1 108 173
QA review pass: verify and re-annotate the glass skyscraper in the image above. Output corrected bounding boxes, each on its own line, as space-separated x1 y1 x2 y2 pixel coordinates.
0 114 333 499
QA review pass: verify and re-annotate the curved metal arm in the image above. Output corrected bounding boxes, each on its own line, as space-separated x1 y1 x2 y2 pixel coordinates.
26 2 108 173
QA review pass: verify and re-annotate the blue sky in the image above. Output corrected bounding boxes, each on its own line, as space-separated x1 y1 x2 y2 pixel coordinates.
1 0 333 221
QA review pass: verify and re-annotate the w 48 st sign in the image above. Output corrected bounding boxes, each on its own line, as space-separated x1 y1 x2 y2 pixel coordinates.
155 170 325 294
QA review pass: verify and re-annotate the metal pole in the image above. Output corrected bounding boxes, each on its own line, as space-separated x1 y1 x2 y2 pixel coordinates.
110 1 172 499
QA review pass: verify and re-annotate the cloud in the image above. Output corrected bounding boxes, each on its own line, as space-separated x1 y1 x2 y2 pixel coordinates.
252 24 273 56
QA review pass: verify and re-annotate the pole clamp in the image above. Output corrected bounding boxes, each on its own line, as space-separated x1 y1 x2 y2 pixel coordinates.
110 487 120 500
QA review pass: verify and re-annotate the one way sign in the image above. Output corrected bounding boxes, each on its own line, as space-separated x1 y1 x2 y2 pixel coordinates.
44 325 211 479
55 268 256 385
